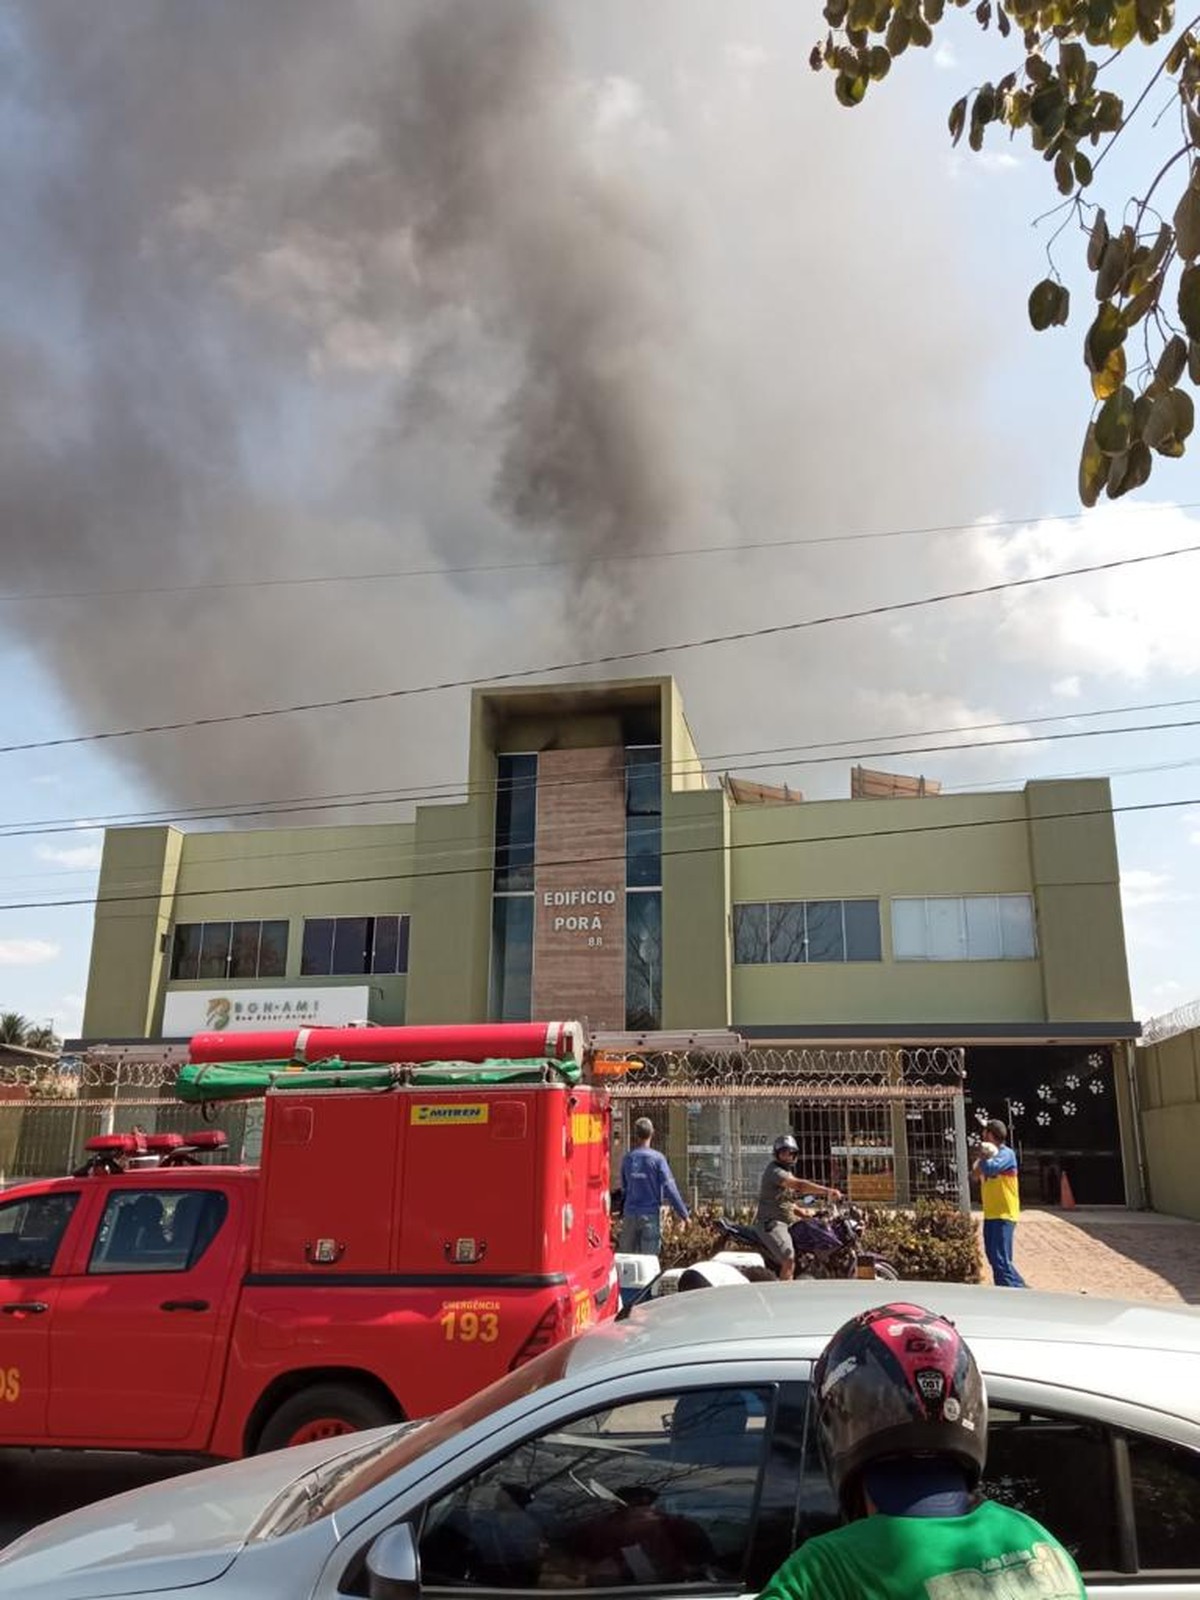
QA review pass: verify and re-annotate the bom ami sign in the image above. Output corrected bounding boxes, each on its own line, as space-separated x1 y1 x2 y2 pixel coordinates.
543 887 618 934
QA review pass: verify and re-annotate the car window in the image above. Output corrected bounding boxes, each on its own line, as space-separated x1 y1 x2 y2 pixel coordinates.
0 1192 79 1277
88 1189 228 1275
417 1386 774 1591
983 1407 1117 1573
1127 1434 1200 1572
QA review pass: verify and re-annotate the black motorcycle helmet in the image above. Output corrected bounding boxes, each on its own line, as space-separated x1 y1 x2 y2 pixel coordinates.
811 1302 987 1516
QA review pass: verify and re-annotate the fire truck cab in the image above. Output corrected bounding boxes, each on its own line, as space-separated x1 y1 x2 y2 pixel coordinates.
0 1061 616 1458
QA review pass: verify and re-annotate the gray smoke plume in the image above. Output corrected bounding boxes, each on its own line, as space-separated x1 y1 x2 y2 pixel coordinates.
0 0 1039 814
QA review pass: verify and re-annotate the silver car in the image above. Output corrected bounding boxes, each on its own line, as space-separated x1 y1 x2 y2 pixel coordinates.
1 1282 1197 1599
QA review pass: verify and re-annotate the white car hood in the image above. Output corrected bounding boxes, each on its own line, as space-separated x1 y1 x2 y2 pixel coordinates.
0 1431 392 1599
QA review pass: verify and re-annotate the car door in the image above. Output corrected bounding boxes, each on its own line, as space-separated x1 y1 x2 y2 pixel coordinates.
0 1188 81 1440
322 1373 810 1600
48 1183 239 1446
786 1376 1200 1600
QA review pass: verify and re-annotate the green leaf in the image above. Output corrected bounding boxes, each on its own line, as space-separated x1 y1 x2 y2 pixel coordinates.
824 0 850 23
948 96 968 144
1155 334 1189 388
1123 276 1161 325
910 13 933 46
924 0 947 20
885 10 911 53
1084 302 1126 373
1074 150 1094 187
1090 341 1126 399
1144 388 1195 456
1029 278 1070 330
1180 264 1200 340
1174 165 1200 262
1079 422 1107 508
1096 238 1128 300
1190 340 1200 385
1108 440 1153 497
1095 384 1135 455
868 47 891 80
1054 149 1074 195
1086 208 1109 271
835 71 869 106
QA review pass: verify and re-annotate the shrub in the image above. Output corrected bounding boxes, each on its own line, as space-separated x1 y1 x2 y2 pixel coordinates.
860 1201 982 1284
611 1199 982 1284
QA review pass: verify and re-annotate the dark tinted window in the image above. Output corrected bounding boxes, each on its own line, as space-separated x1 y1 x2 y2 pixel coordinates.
229 921 262 979
332 917 370 975
170 923 202 981
983 1408 1117 1572
733 904 768 964
258 920 289 978
769 903 807 964
89 1190 228 1275
419 1387 773 1591
372 915 411 975
626 747 662 890
803 902 845 963
626 891 662 1030
301 918 335 976
494 754 537 894
490 895 533 1022
197 921 232 979
0 1192 79 1276
1128 1434 1200 1571
843 899 882 961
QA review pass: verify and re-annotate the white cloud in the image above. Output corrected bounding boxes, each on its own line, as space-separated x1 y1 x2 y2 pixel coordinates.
35 843 102 870
0 939 61 967
933 40 957 69
1121 869 1191 911
1051 676 1082 699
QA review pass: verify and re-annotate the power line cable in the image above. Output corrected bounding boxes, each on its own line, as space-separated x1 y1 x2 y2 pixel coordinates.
4 541 1199 758
3 500 1196 605
3 789 1192 914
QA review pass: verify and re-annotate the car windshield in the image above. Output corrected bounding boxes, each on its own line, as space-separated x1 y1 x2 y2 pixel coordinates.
316 1338 581 1519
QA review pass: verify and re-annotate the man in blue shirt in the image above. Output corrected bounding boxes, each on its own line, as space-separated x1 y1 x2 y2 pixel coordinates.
618 1117 688 1255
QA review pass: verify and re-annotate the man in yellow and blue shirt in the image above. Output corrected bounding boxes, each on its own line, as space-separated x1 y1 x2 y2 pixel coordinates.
973 1118 1027 1288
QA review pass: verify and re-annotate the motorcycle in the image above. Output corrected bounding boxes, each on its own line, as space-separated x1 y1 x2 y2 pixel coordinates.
716 1198 898 1281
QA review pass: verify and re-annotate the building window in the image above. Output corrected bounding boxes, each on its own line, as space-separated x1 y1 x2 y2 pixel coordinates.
300 915 410 976
891 895 1036 961
170 920 289 980
626 746 662 890
733 901 882 965
490 753 537 1021
627 891 663 1029
494 753 538 894
490 895 534 1022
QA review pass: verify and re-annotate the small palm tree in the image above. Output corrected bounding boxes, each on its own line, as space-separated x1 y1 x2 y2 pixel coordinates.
0 1012 30 1046
22 1025 59 1053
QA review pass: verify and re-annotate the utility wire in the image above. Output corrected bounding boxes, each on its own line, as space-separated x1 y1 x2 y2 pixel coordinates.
2 500 1196 605
2 790 1191 914
3 541 1199 758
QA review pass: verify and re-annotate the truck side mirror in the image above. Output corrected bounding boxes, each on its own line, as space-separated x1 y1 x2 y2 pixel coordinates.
366 1523 421 1600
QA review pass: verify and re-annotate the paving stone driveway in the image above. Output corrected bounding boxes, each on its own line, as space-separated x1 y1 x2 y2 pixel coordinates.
983 1207 1200 1303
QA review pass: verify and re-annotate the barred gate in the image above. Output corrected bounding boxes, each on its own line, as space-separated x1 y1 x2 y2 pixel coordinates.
0 1096 263 1186
608 1046 970 1212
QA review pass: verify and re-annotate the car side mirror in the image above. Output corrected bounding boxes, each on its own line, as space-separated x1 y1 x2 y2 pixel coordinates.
366 1523 421 1600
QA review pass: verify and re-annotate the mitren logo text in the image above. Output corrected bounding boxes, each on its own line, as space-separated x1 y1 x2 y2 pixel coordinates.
543 887 619 933
411 1103 490 1126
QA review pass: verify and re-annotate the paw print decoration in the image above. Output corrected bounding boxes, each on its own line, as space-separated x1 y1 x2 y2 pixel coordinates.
1062 1100 1077 1117
1087 1052 1104 1071
1037 1083 1052 1101
1009 1100 1025 1118
920 1160 937 1177
1036 1111 1051 1127
1065 1074 1080 1091
1088 1077 1105 1095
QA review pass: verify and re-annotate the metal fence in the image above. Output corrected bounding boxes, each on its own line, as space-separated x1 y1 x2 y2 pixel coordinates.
0 1097 263 1186
608 1046 969 1212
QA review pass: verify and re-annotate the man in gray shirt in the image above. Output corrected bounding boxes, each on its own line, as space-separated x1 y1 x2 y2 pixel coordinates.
754 1133 840 1280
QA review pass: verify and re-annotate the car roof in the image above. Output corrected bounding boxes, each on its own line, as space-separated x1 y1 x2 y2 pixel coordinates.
3 1167 256 1195
561 1282 1200 1420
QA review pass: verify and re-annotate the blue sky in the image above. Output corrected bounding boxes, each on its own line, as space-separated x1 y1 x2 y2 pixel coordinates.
0 3 1198 1038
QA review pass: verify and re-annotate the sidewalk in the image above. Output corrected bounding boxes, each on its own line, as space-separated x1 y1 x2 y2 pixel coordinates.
980 1207 1200 1304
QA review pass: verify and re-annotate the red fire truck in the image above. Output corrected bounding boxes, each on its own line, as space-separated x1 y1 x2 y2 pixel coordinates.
0 1022 617 1458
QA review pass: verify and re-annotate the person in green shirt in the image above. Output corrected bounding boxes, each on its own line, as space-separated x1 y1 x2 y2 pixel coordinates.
758 1301 1086 1600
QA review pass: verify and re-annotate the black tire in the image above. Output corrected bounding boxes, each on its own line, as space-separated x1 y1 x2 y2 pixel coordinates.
871 1260 899 1281
255 1382 398 1454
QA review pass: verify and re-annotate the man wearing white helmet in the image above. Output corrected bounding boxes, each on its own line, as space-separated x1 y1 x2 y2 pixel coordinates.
754 1133 840 1281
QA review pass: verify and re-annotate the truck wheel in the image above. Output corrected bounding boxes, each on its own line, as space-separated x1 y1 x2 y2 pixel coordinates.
256 1383 398 1453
